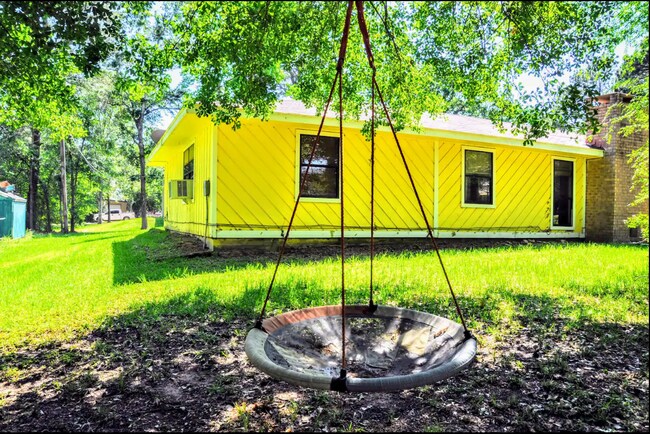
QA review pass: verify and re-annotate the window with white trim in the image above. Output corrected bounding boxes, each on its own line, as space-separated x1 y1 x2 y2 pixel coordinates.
464 149 493 205
183 144 194 180
299 134 340 199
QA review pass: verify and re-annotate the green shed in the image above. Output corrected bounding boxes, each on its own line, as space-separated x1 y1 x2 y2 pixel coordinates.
0 190 27 239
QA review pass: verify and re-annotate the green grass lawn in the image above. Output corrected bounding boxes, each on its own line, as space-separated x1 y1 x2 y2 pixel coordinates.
0 218 648 351
1 219 648 432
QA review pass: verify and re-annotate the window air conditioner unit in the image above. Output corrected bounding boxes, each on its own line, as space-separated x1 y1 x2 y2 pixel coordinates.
169 180 193 199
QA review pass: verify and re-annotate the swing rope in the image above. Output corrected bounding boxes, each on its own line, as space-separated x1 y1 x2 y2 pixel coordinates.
255 0 471 381
255 1 354 332
354 0 469 335
369 66 377 309
336 0 354 376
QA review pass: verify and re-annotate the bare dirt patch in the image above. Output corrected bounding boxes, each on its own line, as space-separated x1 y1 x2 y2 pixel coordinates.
1 300 647 432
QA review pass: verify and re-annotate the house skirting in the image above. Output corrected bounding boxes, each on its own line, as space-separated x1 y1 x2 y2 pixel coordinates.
211 229 583 239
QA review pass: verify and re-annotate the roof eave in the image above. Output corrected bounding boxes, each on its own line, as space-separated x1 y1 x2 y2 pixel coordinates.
269 112 604 157
146 107 191 166
148 105 603 161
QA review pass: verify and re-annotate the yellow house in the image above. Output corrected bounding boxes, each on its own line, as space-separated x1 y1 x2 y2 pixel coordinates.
147 99 604 247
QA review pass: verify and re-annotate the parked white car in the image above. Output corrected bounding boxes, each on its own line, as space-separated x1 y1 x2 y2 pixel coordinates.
93 209 135 222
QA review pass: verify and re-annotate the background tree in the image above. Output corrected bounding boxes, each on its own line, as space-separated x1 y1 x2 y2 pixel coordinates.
71 72 133 228
112 2 185 230
1 1 166 232
0 1 124 230
0 125 31 203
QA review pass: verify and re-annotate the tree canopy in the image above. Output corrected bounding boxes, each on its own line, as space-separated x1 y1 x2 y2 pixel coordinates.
172 1 644 144
0 1 122 124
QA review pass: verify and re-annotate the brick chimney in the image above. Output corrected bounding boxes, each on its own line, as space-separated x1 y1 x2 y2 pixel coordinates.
585 92 649 242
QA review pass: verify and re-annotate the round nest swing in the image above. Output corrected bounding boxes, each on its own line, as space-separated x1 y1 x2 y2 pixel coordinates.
246 305 476 392
245 0 477 393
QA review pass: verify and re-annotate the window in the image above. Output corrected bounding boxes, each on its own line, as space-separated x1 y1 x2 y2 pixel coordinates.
552 159 574 227
299 134 340 199
464 149 493 205
183 145 194 180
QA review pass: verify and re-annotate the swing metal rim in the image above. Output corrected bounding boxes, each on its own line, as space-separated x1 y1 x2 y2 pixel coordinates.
245 304 478 393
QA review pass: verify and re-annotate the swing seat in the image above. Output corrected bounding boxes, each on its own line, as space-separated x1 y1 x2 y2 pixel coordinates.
245 304 477 392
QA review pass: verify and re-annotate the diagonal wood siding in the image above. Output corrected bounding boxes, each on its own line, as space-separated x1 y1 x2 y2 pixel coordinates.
157 112 587 238
216 119 434 232
438 141 585 233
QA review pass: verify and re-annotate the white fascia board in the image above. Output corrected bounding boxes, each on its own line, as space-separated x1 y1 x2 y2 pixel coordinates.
268 113 604 158
146 107 191 166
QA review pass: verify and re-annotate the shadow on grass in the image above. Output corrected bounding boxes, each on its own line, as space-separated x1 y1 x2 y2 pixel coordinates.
109 228 383 286
111 229 269 285
0 287 647 432
71 232 136 244
110 228 647 287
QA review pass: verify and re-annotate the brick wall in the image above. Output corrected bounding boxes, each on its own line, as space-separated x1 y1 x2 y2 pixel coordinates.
586 93 649 243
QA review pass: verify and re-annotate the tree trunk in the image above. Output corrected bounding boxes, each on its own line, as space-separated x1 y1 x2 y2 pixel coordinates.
59 139 69 234
70 149 77 232
107 194 111 222
39 176 52 233
97 191 103 224
27 128 41 231
137 105 148 230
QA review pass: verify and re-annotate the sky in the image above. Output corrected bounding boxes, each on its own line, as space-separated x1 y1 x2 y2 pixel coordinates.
156 68 183 129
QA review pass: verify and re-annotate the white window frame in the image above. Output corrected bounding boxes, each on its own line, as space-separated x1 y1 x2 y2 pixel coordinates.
182 142 196 204
550 156 576 230
295 129 341 203
461 146 496 209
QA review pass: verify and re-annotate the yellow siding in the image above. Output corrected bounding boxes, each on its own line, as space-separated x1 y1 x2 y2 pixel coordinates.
155 112 588 238
575 157 585 234
160 114 216 238
216 119 433 232
438 139 586 234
